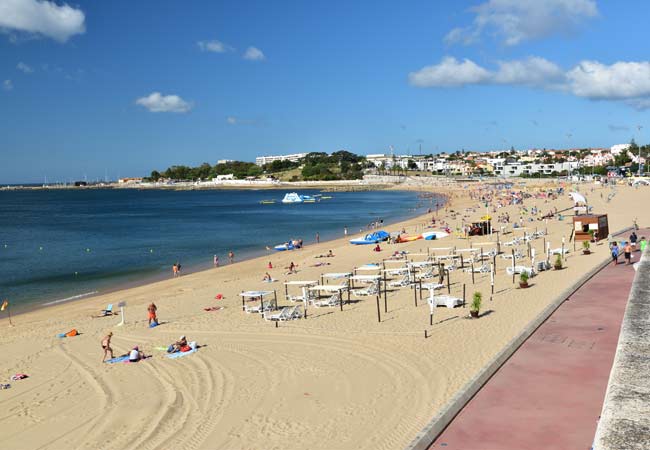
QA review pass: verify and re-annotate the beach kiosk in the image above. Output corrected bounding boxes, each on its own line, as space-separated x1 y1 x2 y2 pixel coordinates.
573 214 609 242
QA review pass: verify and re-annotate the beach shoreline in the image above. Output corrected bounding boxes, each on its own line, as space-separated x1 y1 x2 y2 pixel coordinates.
1 180 645 450
3 188 449 319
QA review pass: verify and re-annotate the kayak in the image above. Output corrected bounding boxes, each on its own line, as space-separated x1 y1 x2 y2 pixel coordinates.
422 231 450 240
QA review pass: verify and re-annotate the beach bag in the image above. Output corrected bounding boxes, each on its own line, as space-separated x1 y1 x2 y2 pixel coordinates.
65 329 78 337
180 345 192 352
149 321 158 328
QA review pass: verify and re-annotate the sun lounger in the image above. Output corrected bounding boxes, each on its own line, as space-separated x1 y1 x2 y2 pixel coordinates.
352 283 379 297
506 265 536 276
244 300 275 314
433 294 463 309
465 264 491 273
388 275 411 288
312 293 340 308
264 305 300 321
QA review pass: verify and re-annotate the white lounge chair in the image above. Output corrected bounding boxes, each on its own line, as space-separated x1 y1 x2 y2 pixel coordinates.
506 266 536 276
465 264 491 273
313 293 340 308
245 300 275 314
415 269 435 280
353 283 379 297
433 295 463 309
388 275 411 288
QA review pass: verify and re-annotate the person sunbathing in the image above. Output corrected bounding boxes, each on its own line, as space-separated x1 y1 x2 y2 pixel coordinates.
129 346 144 362
168 335 188 353
263 272 272 282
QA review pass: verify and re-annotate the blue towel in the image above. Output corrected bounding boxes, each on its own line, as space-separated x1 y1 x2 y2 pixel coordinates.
104 355 129 364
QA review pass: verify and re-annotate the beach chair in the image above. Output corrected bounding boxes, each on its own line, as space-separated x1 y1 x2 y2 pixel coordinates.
465 264 490 273
245 300 275 314
415 268 435 280
313 293 340 308
434 295 463 309
99 304 114 316
388 275 411 288
506 266 536 277
352 283 379 297
284 305 303 320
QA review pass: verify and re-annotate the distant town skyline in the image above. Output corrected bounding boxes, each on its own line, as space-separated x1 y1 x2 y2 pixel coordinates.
2 0 650 183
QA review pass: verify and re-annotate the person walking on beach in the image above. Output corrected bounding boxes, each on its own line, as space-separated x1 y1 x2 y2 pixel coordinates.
228 251 234 264
213 255 219 267
172 263 178 277
147 302 157 325
611 242 620 265
624 242 633 265
630 231 638 249
316 232 320 244
344 227 348 237
101 332 114 362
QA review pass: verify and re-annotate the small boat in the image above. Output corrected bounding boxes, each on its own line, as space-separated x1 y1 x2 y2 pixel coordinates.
349 230 390 245
320 196 333 199
260 200 276 204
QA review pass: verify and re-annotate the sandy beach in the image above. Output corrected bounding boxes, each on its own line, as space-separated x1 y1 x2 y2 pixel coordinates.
0 181 646 450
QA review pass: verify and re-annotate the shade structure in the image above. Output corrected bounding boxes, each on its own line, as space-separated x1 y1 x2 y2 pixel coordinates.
569 192 587 204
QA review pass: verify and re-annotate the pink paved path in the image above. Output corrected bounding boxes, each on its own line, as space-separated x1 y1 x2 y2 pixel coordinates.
430 238 641 450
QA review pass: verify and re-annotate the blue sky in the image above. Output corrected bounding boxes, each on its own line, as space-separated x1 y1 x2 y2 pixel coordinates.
1 0 650 183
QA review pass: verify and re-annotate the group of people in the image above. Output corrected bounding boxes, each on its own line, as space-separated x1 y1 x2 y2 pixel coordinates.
101 332 145 362
172 262 182 277
213 251 235 267
609 231 646 265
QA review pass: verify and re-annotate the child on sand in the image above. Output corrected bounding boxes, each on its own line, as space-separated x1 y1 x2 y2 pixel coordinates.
147 302 157 325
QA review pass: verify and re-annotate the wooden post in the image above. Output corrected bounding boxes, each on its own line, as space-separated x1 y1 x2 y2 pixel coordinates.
419 279 423 302
471 263 475 284
512 249 516 284
376 294 381 323
273 290 278 311
241 290 245 311
413 280 418 307
429 313 433 326
447 270 451 294
463 284 466 308
460 254 464 269
284 283 288 302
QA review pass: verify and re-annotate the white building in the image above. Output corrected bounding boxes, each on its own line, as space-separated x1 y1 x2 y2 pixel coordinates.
611 144 631 155
493 161 581 177
255 153 308 166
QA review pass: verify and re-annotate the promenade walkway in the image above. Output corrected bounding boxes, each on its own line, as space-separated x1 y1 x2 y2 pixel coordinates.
429 237 642 449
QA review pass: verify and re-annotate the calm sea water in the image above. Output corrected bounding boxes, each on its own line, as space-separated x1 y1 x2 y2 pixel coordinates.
0 188 438 312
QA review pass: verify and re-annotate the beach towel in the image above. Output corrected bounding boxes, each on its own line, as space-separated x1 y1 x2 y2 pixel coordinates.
11 374 28 381
57 329 79 338
104 355 129 364
149 321 159 328
167 349 197 359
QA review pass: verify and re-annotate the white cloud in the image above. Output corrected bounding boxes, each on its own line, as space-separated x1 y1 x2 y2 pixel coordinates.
3 79 13 91
135 92 193 113
16 61 33 73
410 56 650 110
243 46 265 61
566 60 650 100
492 57 564 86
226 116 237 124
197 40 233 53
408 57 490 87
0 0 85 43
445 0 598 46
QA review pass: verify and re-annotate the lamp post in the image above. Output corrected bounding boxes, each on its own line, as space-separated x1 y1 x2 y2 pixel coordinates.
638 125 644 177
